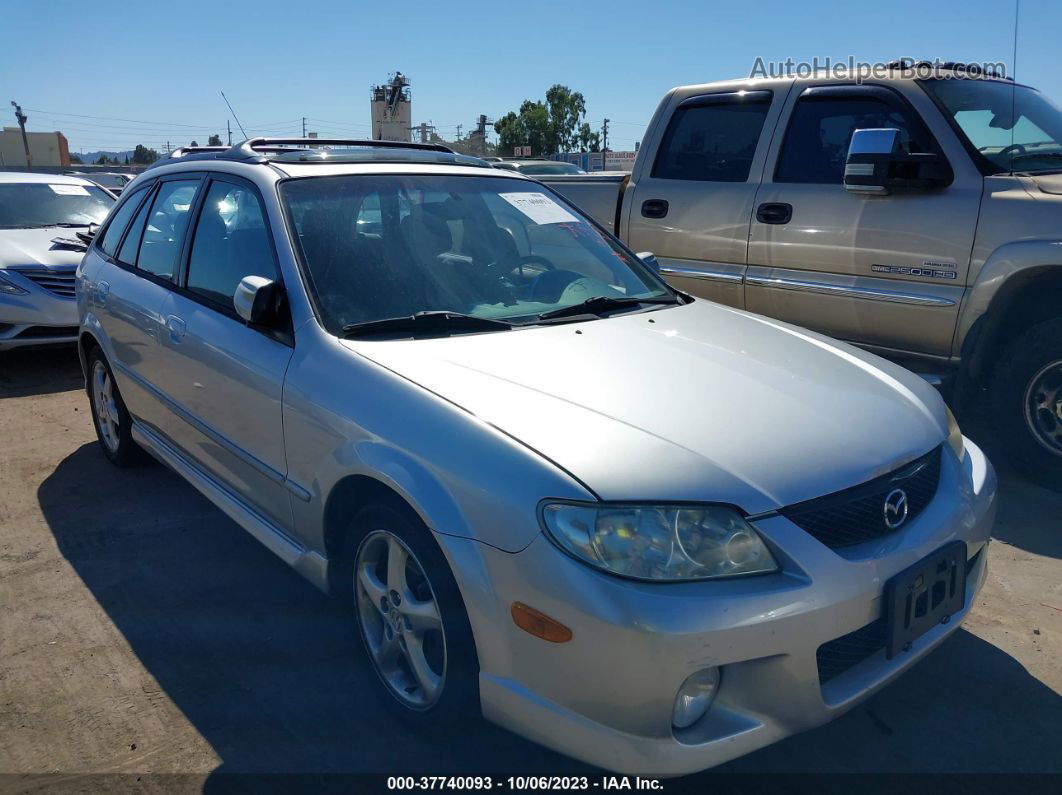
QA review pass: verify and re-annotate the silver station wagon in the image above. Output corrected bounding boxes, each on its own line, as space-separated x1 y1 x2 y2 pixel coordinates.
77 138 997 776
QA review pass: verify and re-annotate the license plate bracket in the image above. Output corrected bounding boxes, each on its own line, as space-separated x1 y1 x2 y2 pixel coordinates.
884 540 967 659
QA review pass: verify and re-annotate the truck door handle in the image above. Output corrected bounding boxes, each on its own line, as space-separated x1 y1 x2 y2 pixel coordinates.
166 315 186 343
641 199 669 219
756 202 792 224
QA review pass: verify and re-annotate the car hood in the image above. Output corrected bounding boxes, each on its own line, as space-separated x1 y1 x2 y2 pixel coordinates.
343 301 948 514
0 227 87 269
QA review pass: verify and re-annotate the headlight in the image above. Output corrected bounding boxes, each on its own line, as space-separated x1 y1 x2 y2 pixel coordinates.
540 502 779 581
945 406 965 459
0 271 29 296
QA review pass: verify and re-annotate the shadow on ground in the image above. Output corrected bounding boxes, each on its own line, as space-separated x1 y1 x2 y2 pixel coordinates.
40 441 1062 779
0 346 83 399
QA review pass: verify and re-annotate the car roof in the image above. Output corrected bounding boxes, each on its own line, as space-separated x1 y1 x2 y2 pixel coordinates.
0 171 103 186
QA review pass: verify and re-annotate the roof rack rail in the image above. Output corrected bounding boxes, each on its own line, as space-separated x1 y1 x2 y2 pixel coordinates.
167 145 229 158
225 137 454 163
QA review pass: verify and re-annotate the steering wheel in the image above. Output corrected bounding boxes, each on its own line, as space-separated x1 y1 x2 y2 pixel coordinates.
995 143 1027 157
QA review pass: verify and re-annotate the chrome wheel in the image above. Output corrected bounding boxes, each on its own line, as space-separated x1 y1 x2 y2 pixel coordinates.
92 360 120 453
1025 359 1062 458
354 529 447 710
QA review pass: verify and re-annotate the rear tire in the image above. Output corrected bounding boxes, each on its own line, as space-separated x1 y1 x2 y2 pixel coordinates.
340 499 481 732
988 317 1062 490
86 347 147 467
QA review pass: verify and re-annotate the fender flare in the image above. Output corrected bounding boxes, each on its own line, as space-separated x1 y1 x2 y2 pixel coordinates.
958 239 1062 380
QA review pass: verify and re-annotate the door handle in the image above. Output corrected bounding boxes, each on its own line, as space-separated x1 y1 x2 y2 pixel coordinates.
756 202 792 224
166 315 186 343
641 199 669 219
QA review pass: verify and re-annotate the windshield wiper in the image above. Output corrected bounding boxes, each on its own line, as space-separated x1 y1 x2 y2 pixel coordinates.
342 311 515 338
536 294 678 321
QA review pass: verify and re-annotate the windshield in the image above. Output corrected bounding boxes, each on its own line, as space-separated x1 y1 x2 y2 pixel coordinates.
281 174 671 334
517 162 586 175
0 183 115 229
922 78 1062 173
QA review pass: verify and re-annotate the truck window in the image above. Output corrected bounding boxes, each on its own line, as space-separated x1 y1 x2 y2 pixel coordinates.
775 95 930 184
651 99 771 182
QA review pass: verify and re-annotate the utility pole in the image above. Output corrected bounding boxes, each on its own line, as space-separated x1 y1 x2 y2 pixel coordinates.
10 101 31 168
227 120 232 146
302 116 306 137
601 118 610 172
456 124 462 140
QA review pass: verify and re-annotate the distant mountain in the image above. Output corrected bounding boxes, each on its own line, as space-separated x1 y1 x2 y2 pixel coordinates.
72 150 134 165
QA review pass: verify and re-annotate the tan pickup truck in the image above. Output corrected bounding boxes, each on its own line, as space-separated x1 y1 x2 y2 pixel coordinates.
542 62 1062 487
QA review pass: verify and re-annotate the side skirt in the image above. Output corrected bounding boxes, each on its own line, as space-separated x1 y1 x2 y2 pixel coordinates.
131 420 331 593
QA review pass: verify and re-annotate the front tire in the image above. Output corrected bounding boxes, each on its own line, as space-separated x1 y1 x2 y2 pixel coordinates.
86 347 146 467
341 500 481 730
989 317 1062 490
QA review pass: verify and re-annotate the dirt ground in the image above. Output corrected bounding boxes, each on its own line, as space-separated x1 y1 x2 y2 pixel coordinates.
1 346 1060 788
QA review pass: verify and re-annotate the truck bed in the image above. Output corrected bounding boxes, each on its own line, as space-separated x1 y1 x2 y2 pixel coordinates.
537 173 627 232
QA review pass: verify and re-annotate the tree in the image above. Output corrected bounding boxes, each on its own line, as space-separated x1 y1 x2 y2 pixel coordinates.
208 134 223 146
494 84 592 156
95 154 109 165
577 122 601 153
189 140 199 147
545 85 587 153
69 153 83 164
131 144 159 165
495 100 553 157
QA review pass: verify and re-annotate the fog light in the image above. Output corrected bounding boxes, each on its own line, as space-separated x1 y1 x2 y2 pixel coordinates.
672 667 720 729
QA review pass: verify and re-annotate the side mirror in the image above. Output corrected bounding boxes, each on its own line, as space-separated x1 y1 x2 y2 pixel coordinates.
636 251 660 273
844 128 951 195
234 275 283 325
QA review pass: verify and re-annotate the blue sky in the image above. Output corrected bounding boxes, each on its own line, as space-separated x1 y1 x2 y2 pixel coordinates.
4 0 1060 154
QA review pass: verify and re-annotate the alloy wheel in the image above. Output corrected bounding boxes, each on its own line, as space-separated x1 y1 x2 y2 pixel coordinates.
92 360 121 454
354 529 447 710
1024 359 1062 458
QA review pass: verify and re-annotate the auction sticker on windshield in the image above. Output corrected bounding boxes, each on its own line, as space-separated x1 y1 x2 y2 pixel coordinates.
499 192 579 225
48 184 90 196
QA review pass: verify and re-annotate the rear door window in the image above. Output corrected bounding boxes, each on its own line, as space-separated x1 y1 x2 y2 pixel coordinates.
136 180 201 280
651 96 772 182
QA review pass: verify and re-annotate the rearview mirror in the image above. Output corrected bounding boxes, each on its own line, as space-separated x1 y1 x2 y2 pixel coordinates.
636 251 660 272
234 276 283 325
844 128 951 195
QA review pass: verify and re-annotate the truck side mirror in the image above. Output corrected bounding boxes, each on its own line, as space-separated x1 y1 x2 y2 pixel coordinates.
636 251 660 272
234 275 284 325
844 128 951 195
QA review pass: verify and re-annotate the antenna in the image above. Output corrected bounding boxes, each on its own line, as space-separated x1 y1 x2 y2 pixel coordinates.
221 91 248 139
1010 0 1020 173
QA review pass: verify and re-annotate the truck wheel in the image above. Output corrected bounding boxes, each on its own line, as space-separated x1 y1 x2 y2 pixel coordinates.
989 317 1062 490
340 500 481 733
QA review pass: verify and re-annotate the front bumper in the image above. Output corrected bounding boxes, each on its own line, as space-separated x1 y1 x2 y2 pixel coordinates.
456 439 995 776
0 272 79 350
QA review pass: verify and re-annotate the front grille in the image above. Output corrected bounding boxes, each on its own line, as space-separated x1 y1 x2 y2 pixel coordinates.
10 266 77 298
780 446 942 549
15 325 79 339
816 548 982 684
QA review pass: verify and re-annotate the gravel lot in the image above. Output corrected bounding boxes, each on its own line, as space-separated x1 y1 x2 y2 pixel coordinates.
1 346 1060 787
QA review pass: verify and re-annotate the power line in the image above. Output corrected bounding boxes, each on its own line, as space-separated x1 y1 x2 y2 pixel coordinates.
24 108 213 129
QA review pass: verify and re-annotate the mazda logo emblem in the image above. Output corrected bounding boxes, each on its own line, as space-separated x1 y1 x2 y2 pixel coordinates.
883 488 909 529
